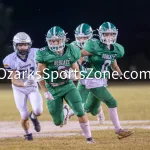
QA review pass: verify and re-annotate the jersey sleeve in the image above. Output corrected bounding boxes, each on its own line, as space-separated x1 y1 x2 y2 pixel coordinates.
114 43 125 58
83 39 94 53
83 39 102 55
3 54 16 71
70 44 81 64
35 48 45 63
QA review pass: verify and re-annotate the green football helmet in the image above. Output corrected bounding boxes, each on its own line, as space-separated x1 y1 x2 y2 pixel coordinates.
75 23 93 48
97 22 118 45
46 26 67 52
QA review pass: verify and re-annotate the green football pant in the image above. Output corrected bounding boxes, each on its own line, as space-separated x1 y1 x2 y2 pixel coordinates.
78 82 101 116
84 92 101 116
85 86 117 114
77 82 89 104
46 88 85 126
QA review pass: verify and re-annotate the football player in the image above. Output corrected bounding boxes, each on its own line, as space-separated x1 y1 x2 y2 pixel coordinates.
68 23 105 124
3 32 43 140
81 22 133 139
36 26 95 143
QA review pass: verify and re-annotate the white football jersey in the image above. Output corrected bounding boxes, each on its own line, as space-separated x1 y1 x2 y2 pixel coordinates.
3 48 38 82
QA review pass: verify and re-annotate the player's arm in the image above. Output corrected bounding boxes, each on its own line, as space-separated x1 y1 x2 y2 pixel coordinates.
71 62 81 80
111 60 123 76
11 70 24 87
78 56 84 65
11 70 35 87
36 63 47 93
81 49 92 57
37 63 54 100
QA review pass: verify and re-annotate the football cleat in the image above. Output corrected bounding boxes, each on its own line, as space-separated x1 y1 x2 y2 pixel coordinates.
63 104 69 125
97 106 105 124
24 133 33 141
60 104 69 127
29 111 41 132
86 137 95 144
116 129 134 139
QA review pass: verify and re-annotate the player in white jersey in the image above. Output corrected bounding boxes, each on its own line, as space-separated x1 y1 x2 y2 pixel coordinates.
3 32 43 141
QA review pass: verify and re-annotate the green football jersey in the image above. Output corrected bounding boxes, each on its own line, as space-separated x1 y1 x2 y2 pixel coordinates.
71 41 90 74
71 41 87 71
83 38 124 78
36 44 81 83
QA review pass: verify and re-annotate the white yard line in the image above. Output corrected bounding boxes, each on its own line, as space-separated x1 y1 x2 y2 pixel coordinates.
0 120 149 138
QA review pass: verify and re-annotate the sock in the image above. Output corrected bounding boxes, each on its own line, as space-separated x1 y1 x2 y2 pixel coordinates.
24 129 31 135
79 121 91 139
109 107 121 132
63 108 68 119
31 112 36 119
68 109 75 117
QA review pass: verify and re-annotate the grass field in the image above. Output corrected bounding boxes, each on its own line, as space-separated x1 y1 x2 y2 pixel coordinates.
0 82 150 150
0 82 150 121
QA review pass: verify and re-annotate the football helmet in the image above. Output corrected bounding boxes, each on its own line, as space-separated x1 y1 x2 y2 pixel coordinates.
13 32 32 55
75 23 93 48
97 22 118 45
46 26 67 52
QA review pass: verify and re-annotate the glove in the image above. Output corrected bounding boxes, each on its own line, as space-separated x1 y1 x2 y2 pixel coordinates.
44 91 54 100
23 75 36 87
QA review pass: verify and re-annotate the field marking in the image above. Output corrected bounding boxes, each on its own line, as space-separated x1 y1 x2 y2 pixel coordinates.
0 120 150 138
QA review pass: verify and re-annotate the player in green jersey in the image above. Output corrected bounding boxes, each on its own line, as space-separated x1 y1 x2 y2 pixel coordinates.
81 22 133 139
69 23 105 124
35 26 94 143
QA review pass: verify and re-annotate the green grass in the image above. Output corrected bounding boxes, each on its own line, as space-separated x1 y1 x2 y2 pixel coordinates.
0 83 150 150
0 129 150 150
0 83 150 121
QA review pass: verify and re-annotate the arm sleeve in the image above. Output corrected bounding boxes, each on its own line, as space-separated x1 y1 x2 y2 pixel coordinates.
3 55 16 71
114 43 125 58
83 39 94 54
35 49 45 63
70 44 81 64
83 39 102 55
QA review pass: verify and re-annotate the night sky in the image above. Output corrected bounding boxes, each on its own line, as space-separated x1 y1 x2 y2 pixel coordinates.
1 0 150 69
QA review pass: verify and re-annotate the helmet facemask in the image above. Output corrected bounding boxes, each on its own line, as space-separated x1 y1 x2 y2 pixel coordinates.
13 32 32 57
98 30 118 45
46 35 66 52
75 33 93 48
13 43 32 56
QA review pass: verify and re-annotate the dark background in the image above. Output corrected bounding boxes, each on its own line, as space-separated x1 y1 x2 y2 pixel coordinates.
0 0 150 82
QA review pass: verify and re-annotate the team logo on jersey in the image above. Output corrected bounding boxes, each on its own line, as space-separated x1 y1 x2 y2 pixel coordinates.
54 60 70 66
102 54 116 60
4 64 9 67
20 64 31 69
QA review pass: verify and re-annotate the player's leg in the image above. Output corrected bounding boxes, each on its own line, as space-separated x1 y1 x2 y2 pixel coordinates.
28 89 43 132
46 97 64 126
12 88 33 140
97 105 105 124
89 86 133 139
85 92 105 124
68 82 89 119
65 88 95 143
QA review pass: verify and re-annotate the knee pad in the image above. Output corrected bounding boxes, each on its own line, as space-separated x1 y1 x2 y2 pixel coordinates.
70 101 85 117
20 111 29 120
75 110 85 117
91 107 99 116
53 119 63 126
33 107 43 116
105 97 118 108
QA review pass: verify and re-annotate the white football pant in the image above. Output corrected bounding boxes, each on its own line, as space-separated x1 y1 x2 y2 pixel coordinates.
12 85 43 120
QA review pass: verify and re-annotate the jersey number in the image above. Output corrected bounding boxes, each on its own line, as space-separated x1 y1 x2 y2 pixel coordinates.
19 67 35 78
101 60 111 72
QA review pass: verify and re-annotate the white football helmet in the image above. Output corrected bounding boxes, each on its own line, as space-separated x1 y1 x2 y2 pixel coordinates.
13 32 32 55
